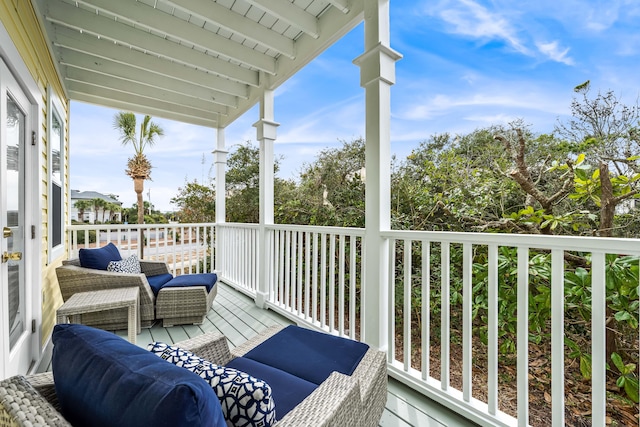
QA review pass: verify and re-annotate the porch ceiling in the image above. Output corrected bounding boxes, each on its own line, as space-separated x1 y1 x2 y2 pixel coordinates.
31 0 364 128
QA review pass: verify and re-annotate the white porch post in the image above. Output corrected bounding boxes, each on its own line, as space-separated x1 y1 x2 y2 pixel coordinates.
213 128 227 224
255 89 279 307
354 0 401 350
213 127 227 274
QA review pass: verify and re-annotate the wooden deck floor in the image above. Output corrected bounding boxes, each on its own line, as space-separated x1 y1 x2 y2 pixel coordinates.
44 282 477 427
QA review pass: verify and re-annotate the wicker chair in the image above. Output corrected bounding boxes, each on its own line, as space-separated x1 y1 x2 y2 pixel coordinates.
55 259 217 329
0 326 387 427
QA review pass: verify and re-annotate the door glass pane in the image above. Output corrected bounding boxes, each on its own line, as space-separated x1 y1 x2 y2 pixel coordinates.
7 94 25 349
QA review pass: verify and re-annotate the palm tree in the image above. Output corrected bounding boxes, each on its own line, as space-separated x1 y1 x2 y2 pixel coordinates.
113 113 164 226
74 200 93 223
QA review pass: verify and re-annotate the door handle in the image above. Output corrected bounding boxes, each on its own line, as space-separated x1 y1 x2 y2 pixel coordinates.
2 251 22 263
3 227 11 238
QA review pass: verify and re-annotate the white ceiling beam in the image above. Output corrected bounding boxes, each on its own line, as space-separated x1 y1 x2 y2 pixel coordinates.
68 80 218 123
325 0 351 13
71 93 218 128
243 0 319 38
164 0 296 59
65 68 229 115
53 26 249 99
59 48 238 108
77 0 276 74
44 0 259 86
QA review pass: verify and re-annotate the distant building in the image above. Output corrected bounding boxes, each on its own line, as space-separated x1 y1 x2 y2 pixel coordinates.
71 190 123 224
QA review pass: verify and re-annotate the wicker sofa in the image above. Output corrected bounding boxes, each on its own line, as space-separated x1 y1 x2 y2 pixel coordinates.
55 257 217 329
0 325 387 427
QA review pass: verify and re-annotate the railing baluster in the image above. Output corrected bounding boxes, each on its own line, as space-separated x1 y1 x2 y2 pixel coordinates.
312 232 318 324
441 242 450 391
320 233 327 328
421 240 430 382
591 251 606 427
388 238 396 364
403 239 411 372
305 231 311 320
488 244 498 415
339 234 346 336
298 231 303 315
349 235 356 340
328 234 335 332
551 249 565 426
462 242 472 402
517 247 530 427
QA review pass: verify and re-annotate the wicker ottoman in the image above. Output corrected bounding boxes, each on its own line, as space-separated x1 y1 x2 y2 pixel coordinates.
155 274 218 327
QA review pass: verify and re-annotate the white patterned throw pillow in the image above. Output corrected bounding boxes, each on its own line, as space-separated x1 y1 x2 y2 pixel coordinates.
148 342 276 427
106 254 141 274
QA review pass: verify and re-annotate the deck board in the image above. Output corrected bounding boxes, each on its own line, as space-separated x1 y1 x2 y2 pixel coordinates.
45 281 476 427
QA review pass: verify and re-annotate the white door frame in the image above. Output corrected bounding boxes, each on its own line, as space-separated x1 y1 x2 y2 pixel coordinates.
0 21 43 380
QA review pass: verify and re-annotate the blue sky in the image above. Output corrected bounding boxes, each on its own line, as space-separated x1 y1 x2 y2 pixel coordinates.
69 0 640 212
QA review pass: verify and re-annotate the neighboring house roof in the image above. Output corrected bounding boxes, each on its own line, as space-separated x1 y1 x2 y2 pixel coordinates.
71 190 122 205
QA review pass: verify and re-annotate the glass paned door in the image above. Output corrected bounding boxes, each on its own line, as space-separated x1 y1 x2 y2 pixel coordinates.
6 93 25 350
1 58 31 378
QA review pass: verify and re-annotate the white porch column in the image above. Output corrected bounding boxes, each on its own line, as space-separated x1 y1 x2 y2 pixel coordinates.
213 127 228 223
354 0 402 350
212 127 227 274
254 89 279 307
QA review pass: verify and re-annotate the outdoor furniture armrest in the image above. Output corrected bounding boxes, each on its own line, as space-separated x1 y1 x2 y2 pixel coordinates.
175 332 232 366
139 260 171 276
0 374 70 427
276 371 361 427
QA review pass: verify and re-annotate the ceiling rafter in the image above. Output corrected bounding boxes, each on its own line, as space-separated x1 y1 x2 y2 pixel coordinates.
45 0 259 86
243 0 319 38
52 26 249 99
59 49 238 108
76 0 277 74
164 0 296 59
64 68 229 115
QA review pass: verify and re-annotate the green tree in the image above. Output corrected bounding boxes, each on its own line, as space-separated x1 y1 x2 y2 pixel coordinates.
171 181 216 223
113 112 164 226
74 199 93 223
555 82 640 237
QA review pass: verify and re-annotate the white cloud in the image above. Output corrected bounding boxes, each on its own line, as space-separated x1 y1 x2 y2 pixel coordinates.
535 40 574 65
431 0 531 55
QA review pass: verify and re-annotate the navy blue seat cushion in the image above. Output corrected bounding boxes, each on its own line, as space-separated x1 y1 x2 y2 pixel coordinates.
52 324 225 427
78 242 122 270
226 356 317 421
146 273 174 296
242 325 369 385
161 273 218 293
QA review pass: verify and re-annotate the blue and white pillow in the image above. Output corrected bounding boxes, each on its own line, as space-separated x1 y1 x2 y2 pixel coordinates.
149 342 276 427
107 254 141 274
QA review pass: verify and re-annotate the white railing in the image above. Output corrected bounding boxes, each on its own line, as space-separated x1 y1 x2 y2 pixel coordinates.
66 223 215 276
66 223 638 427
264 224 365 340
383 230 640 427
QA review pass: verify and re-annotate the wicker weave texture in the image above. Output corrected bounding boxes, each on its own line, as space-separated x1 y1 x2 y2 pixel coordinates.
56 287 140 343
156 284 217 327
0 327 387 427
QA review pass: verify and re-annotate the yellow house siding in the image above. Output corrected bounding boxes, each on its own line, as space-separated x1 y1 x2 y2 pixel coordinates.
0 1 69 346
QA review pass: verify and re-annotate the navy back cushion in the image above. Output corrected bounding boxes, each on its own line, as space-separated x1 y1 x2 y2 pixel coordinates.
242 325 369 385
52 324 225 427
78 242 122 270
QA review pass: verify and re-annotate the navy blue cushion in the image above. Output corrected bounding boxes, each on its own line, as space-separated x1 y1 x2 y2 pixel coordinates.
226 356 317 421
146 273 174 296
78 242 122 270
242 325 369 385
52 324 226 427
161 273 218 293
